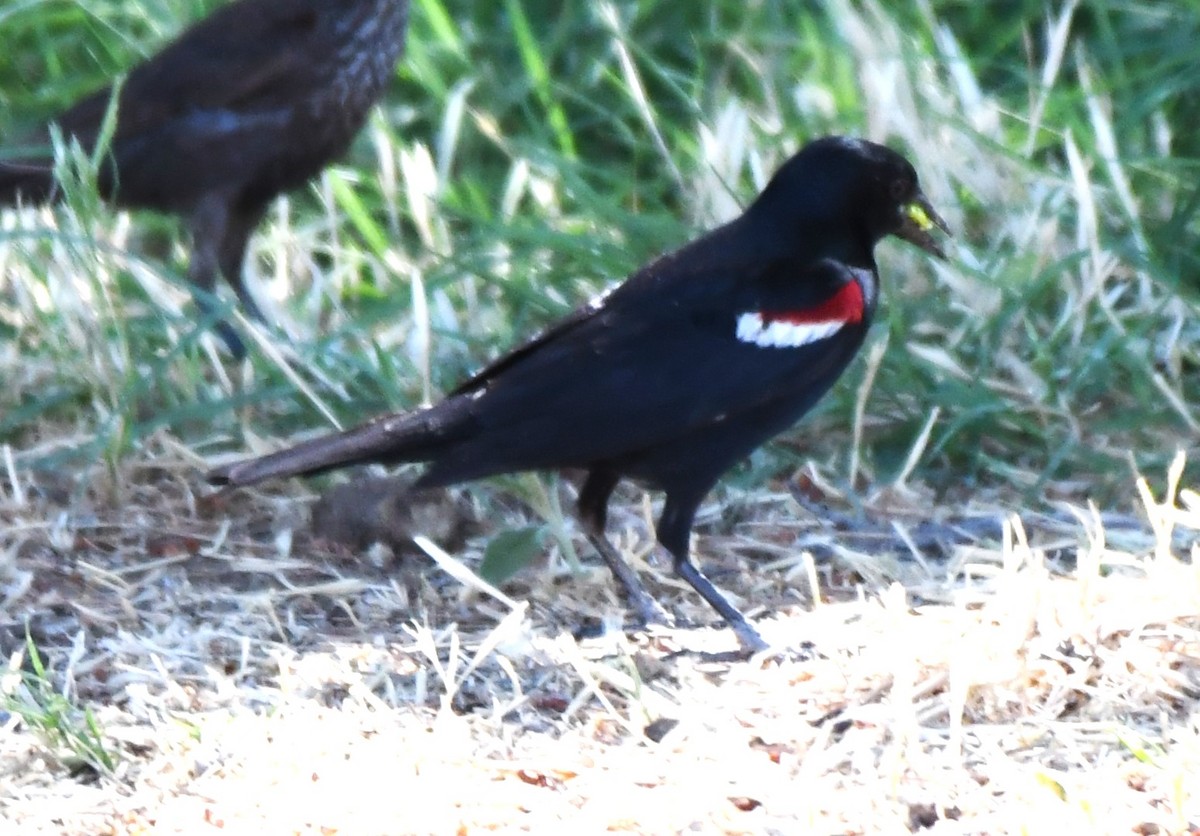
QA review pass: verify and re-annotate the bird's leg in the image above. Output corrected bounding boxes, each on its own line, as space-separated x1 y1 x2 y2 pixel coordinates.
671 560 768 653
579 470 673 628
188 195 246 358
217 202 270 325
586 533 674 628
658 492 768 653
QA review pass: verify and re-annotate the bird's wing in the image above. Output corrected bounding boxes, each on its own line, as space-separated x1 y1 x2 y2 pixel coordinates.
437 257 875 471
447 296 608 397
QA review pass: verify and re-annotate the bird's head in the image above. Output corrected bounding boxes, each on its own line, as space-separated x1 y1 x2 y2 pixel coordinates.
752 136 951 262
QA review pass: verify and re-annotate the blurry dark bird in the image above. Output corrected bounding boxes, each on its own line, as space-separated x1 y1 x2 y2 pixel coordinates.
0 0 409 357
209 136 950 652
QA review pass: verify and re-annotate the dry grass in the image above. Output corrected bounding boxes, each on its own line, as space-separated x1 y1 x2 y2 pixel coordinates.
2 443 1198 833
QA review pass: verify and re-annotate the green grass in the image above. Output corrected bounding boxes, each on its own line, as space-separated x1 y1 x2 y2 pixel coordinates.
3 631 116 778
1 0 1197 503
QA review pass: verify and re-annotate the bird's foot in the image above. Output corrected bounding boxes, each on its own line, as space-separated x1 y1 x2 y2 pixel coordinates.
728 618 770 655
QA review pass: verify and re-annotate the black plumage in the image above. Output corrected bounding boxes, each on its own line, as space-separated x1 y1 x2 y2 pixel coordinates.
0 0 409 356
209 136 950 651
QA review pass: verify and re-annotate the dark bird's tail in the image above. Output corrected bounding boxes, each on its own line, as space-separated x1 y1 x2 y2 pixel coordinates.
207 404 466 488
0 160 57 206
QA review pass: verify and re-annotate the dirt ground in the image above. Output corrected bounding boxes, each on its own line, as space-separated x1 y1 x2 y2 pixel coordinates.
2 449 1198 834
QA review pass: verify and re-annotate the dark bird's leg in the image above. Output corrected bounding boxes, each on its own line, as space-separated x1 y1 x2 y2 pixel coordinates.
217 202 270 325
187 194 247 359
578 470 674 628
658 491 768 653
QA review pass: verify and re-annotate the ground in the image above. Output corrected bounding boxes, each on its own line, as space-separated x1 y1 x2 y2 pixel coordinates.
2 449 1198 834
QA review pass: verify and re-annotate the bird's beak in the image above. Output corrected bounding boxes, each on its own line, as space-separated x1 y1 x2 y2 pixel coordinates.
894 191 951 261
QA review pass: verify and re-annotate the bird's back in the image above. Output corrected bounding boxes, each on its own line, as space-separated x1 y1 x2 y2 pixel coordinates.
2 0 409 211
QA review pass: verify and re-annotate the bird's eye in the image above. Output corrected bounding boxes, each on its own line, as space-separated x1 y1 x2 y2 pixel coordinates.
889 178 909 201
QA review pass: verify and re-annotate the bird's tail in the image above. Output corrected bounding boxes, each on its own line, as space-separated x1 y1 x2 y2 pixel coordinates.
0 160 57 206
207 405 466 489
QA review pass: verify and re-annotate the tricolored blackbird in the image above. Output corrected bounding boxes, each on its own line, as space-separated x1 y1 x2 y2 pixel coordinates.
209 136 950 651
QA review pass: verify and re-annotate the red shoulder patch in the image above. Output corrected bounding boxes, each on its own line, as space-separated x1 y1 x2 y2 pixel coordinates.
764 279 864 326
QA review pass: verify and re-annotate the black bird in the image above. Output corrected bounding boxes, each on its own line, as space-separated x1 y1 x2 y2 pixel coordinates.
209 136 950 651
0 0 409 357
